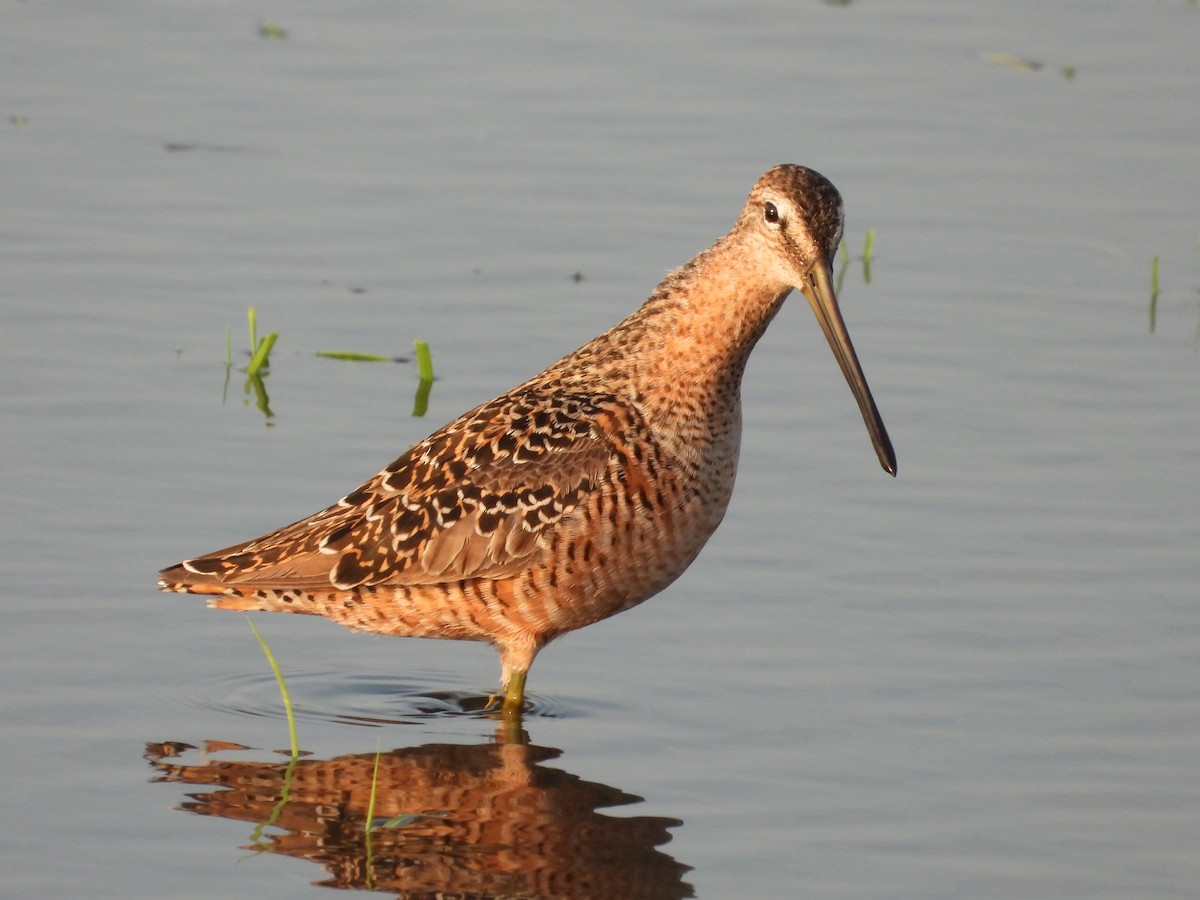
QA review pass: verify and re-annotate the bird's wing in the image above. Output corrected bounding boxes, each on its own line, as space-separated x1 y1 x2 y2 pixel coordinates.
160 388 623 591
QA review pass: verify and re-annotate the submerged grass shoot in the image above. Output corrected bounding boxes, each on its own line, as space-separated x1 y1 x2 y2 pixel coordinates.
246 332 278 376
247 754 300 850
412 340 435 417
1149 256 1160 333
365 741 382 835
258 19 288 39
862 228 875 284
984 52 1043 72
835 232 877 293
223 329 234 404
245 307 279 377
245 371 275 421
225 309 431 420
248 619 299 759
835 238 850 294
363 739 383 889
243 619 301 849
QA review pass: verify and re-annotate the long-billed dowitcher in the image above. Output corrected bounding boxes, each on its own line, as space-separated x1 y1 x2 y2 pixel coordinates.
159 165 896 713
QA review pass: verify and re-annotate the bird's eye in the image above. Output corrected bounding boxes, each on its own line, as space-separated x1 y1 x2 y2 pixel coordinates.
763 201 779 224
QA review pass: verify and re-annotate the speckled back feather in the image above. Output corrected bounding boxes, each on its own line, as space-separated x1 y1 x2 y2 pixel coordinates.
166 389 631 588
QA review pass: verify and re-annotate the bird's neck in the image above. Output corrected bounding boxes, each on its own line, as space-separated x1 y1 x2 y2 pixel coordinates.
614 233 791 405
547 232 791 468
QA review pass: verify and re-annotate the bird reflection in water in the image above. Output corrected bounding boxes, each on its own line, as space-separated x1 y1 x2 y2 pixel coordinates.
145 726 693 898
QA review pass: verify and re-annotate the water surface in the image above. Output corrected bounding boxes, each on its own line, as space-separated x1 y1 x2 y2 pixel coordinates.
3 1 1198 896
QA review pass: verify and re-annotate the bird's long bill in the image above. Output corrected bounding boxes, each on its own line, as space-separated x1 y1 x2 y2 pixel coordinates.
801 261 897 476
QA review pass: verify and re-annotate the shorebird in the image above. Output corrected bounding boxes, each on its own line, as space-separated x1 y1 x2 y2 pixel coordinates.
159 165 896 714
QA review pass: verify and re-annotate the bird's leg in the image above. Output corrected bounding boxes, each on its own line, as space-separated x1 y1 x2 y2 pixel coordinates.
493 635 537 714
483 670 526 716
500 669 527 714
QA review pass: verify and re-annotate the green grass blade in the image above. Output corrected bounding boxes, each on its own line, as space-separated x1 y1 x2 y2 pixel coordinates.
248 619 298 758
412 340 434 417
258 19 288 39
1149 256 1160 333
246 332 278 376
414 340 434 381
248 306 259 351
223 329 233 404
985 52 1042 73
862 228 875 284
316 351 394 362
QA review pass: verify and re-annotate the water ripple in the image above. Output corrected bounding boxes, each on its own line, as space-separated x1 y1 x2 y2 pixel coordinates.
180 668 583 727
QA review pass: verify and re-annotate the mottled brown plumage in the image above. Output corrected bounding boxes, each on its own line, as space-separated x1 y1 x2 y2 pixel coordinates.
159 165 896 712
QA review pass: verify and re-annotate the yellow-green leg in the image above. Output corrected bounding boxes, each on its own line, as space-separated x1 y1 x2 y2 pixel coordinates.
501 669 528 714
496 636 537 715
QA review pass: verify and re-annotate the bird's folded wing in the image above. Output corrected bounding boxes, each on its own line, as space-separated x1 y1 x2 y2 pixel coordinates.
160 389 621 591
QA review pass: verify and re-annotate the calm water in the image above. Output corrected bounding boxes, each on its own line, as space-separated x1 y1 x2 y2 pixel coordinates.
3 1 1198 897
